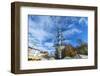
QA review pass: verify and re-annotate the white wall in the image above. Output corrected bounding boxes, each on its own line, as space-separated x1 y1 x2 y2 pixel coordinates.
0 0 100 76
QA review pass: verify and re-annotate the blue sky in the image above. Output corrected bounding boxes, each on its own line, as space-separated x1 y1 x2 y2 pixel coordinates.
28 15 88 53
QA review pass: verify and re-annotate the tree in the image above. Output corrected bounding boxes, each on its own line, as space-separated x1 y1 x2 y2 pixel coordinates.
62 44 77 58
76 39 88 55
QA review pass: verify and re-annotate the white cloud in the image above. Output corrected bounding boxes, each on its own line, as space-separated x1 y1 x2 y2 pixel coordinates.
29 28 49 42
64 40 71 43
28 16 56 53
44 42 54 47
68 24 74 28
63 28 82 36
